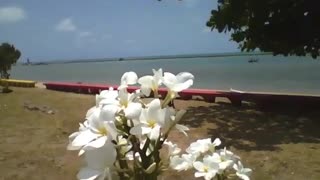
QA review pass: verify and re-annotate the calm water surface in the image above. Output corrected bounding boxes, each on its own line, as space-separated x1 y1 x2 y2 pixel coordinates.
11 55 320 95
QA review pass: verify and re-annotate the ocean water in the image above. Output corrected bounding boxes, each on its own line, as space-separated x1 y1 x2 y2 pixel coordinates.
11 55 320 95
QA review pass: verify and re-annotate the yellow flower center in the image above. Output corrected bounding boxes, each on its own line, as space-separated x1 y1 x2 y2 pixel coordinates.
204 166 209 172
120 100 128 108
148 120 156 128
152 82 157 91
220 156 226 162
98 127 108 135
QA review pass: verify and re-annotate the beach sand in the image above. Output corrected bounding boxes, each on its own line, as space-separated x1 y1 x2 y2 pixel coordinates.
0 87 319 179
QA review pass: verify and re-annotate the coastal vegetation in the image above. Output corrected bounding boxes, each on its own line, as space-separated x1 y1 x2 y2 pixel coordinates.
206 0 320 58
0 42 21 92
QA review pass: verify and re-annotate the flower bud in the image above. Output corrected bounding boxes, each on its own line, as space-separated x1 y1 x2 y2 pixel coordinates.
145 162 157 174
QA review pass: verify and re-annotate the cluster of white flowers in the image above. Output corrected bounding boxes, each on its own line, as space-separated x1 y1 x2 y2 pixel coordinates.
67 69 251 180
170 138 252 180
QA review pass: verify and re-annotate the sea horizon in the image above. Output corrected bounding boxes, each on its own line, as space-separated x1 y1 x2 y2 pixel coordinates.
17 51 272 65
11 54 320 95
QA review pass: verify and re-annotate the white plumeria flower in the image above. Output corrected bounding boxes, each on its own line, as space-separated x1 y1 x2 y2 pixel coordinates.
67 105 118 154
117 87 142 119
96 87 119 107
186 138 221 155
85 88 118 127
214 147 237 171
77 142 116 180
99 86 142 120
120 71 138 88
164 140 181 156
138 68 163 96
129 99 167 140
170 153 197 171
162 108 188 136
233 161 252 180
193 155 219 180
163 72 194 97
68 120 90 151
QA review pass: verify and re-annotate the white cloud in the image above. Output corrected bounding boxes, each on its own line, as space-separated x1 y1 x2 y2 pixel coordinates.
55 18 76 32
78 31 92 38
0 6 26 23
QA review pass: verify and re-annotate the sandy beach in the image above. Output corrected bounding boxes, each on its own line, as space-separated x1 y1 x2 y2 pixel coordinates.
0 87 319 180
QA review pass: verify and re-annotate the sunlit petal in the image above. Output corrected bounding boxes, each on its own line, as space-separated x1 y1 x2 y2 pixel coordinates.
129 123 151 136
77 167 101 180
69 130 99 149
121 71 138 85
124 102 142 119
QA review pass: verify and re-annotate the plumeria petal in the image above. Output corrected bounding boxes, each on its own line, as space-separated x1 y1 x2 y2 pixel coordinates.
149 125 161 140
195 172 207 178
96 88 119 106
86 106 97 118
193 161 205 171
83 136 108 150
163 72 176 88
124 102 142 119
152 68 163 83
163 72 194 93
130 124 151 136
176 72 194 84
68 130 99 150
77 167 101 180
140 85 152 96
147 99 161 121
236 173 250 180
170 156 190 171
121 71 138 86
233 161 252 180
85 141 117 169
99 88 118 99
138 75 153 87
138 69 163 96
99 104 118 122
164 141 181 156
212 138 221 147
171 79 193 92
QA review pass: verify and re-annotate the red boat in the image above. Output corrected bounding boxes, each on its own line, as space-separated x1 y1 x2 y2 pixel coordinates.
43 82 320 106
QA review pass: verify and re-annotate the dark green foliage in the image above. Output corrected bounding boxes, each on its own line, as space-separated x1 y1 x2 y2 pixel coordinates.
0 43 21 79
0 43 21 93
207 0 320 58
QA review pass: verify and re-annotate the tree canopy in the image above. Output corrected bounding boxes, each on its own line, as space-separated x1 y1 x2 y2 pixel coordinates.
0 43 21 79
206 0 320 58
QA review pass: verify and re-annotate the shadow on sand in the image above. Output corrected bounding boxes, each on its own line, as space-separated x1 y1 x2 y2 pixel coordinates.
180 101 320 151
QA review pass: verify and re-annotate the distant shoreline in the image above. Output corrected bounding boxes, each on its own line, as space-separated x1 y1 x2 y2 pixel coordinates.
20 52 272 65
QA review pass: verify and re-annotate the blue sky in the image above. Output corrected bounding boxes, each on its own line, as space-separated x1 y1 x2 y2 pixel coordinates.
0 0 239 62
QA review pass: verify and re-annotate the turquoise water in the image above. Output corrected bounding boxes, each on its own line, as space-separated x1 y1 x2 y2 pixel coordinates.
11 55 320 95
